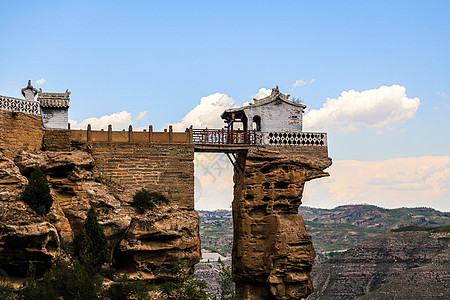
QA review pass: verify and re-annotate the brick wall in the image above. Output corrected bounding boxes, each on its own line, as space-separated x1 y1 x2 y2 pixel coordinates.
43 130 70 151
0 110 43 155
90 143 195 209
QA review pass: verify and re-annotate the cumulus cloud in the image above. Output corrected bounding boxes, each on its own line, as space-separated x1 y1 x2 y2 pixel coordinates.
292 79 315 90
35 78 46 85
136 111 148 121
303 85 420 132
70 110 133 130
195 155 450 211
194 153 234 210
168 93 235 131
302 156 450 211
252 88 272 100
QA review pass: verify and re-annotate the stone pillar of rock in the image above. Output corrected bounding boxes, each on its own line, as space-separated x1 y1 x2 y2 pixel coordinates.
232 146 332 300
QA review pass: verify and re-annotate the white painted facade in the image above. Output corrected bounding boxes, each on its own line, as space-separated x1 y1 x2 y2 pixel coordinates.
41 108 69 129
244 100 304 132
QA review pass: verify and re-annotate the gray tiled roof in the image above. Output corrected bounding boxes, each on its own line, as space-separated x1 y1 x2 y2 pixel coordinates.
222 86 305 116
38 91 70 108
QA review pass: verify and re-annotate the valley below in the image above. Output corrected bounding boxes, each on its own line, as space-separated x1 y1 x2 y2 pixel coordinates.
196 205 450 298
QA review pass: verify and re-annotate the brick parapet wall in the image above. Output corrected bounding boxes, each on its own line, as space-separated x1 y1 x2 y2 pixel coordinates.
0 110 43 155
43 130 71 151
89 143 195 210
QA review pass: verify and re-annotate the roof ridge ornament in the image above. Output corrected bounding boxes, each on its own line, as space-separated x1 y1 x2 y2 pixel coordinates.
271 85 280 95
21 80 38 99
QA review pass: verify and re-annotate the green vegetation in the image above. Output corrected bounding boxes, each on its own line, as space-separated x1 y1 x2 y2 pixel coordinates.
21 163 53 215
215 262 235 300
73 206 108 273
132 188 169 214
392 223 450 233
103 274 153 300
21 261 102 300
156 261 210 300
0 268 15 300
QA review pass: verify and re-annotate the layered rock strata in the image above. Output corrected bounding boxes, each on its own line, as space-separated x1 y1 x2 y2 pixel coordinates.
0 149 200 278
232 146 332 300
310 230 450 299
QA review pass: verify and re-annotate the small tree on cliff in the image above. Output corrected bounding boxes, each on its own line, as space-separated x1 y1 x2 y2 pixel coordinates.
132 188 169 214
73 206 108 273
216 261 235 300
21 163 53 215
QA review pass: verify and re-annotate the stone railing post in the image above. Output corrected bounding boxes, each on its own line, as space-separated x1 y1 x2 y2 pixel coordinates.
108 124 112 142
149 125 153 143
87 124 92 142
169 125 173 143
128 125 133 142
189 125 193 144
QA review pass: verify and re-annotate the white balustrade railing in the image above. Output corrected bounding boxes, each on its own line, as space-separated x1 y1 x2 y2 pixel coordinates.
0 95 40 115
256 132 327 146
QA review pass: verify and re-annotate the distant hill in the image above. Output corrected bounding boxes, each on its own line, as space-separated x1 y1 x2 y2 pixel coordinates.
198 205 450 257
309 224 450 299
298 205 450 255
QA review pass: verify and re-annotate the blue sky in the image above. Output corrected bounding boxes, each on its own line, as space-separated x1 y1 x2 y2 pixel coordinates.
1 1 449 210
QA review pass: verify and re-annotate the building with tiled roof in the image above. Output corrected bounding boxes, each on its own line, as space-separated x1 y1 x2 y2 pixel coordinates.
221 86 306 132
38 89 70 129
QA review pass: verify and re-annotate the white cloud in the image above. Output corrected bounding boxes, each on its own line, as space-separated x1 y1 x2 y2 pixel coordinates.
303 85 420 132
195 155 450 212
70 110 133 130
302 156 450 212
167 93 235 131
136 111 148 121
35 78 46 85
252 88 272 100
292 79 315 90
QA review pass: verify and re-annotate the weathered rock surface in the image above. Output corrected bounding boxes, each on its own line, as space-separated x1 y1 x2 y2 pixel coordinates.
0 149 200 277
232 146 332 299
310 230 450 299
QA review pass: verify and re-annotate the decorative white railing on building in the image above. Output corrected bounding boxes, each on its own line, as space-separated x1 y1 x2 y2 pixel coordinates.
257 132 327 146
0 95 40 115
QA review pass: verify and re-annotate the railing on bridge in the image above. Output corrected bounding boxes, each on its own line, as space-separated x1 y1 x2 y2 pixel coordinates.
192 129 256 145
192 129 327 147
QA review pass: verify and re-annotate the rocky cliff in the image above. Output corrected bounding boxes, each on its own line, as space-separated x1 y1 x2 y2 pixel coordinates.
232 147 332 300
0 149 200 278
309 227 450 299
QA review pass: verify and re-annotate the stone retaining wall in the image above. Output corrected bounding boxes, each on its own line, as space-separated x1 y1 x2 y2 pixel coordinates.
89 143 195 209
0 110 43 155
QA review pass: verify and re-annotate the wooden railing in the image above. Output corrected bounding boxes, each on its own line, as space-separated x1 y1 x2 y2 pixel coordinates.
192 129 256 145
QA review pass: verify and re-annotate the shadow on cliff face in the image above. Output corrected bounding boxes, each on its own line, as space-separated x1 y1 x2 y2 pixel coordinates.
0 149 201 280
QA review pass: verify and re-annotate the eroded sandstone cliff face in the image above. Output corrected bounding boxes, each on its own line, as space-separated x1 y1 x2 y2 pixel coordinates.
310 230 450 299
232 146 332 300
0 149 200 278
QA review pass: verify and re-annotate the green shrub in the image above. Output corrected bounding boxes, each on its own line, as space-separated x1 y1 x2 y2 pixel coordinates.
132 189 169 214
216 262 235 300
156 261 209 300
21 261 102 300
0 268 16 300
73 206 108 273
103 274 152 300
21 163 53 215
